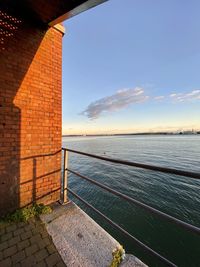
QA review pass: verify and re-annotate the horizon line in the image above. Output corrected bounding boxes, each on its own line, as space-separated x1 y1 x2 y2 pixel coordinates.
62 130 200 137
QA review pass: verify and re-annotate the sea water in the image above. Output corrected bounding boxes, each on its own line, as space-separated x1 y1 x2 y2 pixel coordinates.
62 135 200 267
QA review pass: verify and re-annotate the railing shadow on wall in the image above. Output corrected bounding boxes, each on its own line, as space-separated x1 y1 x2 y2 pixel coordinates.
20 150 61 208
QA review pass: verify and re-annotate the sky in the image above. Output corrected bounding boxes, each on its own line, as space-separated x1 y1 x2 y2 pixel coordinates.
62 0 200 135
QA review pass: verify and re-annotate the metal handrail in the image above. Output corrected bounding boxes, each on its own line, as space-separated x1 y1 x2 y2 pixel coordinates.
67 187 177 267
63 148 200 179
66 167 200 236
61 147 200 266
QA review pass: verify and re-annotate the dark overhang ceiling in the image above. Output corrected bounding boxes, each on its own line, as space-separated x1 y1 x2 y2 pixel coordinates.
0 0 108 26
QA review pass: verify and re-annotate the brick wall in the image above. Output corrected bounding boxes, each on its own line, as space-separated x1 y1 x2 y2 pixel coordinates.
0 12 64 216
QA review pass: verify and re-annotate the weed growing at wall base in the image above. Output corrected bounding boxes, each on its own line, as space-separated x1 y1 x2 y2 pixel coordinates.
0 203 52 223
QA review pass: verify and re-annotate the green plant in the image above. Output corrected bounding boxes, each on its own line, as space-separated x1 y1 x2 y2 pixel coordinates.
109 245 125 267
1 204 52 223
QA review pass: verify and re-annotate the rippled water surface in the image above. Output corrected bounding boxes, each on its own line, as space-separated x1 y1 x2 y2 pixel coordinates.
62 135 200 267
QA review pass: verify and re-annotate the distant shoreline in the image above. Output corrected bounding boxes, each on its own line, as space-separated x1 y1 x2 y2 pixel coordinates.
62 131 200 137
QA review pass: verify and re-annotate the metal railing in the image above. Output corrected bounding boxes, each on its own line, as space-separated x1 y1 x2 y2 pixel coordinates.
61 147 200 267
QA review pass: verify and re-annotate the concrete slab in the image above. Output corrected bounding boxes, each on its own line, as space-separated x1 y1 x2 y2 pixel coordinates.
40 201 147 267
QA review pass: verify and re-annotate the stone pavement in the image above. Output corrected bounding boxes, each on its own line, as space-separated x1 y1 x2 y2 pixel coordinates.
0 218 66 267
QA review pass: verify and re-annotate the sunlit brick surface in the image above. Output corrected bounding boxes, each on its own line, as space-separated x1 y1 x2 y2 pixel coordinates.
0 13 63 215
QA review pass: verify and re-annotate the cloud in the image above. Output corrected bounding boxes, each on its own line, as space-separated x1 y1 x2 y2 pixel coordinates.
81 87 149 119
170 93 177 97
80 87 200 120
154 96 165 100
170 90 200 102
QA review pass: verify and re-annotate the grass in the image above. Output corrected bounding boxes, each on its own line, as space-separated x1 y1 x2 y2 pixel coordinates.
0 204 52 223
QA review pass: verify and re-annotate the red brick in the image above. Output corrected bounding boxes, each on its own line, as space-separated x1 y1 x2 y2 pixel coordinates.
0 12 63 215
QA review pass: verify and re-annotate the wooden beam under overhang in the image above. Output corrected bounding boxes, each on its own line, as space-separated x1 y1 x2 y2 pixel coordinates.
49 0 108 26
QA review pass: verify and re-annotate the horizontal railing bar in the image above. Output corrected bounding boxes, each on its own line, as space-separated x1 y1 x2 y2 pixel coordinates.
67 168 200 236
62 148 200 180
67 187 177 267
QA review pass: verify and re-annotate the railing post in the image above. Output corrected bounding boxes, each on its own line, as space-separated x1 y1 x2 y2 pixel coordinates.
62 149 68 204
